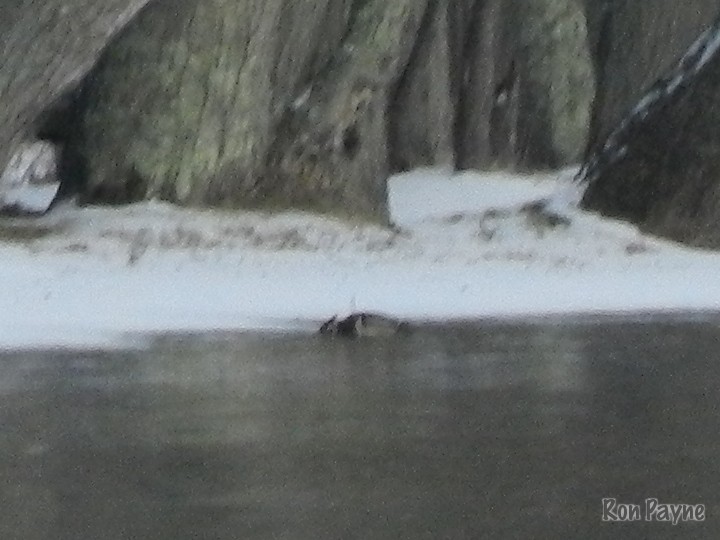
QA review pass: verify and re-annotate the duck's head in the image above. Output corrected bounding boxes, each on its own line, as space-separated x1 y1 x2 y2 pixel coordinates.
319 316 338 335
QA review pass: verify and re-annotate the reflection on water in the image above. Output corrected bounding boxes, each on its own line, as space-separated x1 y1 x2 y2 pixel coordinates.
1 319 719 539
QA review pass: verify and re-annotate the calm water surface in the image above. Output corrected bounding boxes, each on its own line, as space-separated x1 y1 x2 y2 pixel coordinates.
1 317 719 539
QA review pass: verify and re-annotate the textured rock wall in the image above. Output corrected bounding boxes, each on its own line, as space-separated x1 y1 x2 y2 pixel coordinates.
453 0 594 170
6 0 717 225
585 0 720 150
581 17 720 249
0 0 153 180
80 0 427 221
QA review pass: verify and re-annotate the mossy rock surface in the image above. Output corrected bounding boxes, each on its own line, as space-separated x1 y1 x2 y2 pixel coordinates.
78 0 428 223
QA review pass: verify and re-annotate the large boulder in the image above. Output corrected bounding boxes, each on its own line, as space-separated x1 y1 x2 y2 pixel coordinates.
584 0 720 152
79 0 428 222
581 17 720 248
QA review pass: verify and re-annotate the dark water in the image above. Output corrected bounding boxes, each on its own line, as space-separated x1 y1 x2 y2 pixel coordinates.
1 318 719 539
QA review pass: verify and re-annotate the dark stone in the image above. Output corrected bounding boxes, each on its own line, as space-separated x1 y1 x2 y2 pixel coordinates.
581 17 720 248
519 200 571 232
584 0 720 152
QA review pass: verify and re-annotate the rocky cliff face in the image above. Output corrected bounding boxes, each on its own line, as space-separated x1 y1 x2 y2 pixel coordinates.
584 0 720 152
76 0 595 220
0 0 153 183
79 0 427 221
0 0 716 226
443 0 594 171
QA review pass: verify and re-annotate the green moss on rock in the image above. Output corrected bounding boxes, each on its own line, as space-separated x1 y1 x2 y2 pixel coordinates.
516 0 595 164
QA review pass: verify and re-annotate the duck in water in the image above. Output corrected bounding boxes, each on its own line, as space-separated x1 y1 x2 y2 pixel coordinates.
319 312 408 338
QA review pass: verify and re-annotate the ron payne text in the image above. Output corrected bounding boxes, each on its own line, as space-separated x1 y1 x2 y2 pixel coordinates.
602 498 706 525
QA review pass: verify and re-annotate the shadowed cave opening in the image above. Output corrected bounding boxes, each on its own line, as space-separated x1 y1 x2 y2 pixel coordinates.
35 86 89 205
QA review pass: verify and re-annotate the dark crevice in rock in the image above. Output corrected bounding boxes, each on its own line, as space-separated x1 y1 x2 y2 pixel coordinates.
583 1 614 160
386 0 442 173
452 0 483 169
35 86 89 204
341 125 361 160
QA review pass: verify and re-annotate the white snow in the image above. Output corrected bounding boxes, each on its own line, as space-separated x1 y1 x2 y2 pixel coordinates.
2 183 60 214
1 167 720 350
0 141 60 213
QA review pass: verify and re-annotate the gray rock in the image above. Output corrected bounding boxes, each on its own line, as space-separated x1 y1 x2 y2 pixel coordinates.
0 0 153 181
581 17 720 249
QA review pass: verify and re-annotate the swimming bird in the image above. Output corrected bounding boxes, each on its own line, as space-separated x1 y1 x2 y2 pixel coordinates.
319 312 408 338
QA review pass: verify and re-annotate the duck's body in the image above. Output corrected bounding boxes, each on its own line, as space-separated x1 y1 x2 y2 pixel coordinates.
319 312 408 338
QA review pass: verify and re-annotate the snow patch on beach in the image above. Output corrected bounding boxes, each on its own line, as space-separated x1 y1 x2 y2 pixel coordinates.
0 167 719 350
